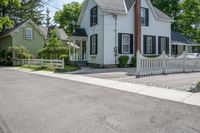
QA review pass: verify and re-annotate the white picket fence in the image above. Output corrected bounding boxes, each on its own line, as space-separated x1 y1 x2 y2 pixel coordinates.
136 51 200 77
15 58 65 70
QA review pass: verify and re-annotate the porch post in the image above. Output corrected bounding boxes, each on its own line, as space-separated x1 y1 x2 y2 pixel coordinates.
73 41 76 61
80 40 83 61
69 41 71 60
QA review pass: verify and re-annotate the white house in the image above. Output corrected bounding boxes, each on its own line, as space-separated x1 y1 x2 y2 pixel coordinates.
71 0 173 67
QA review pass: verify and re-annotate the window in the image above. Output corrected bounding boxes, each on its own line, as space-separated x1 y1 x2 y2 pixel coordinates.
141 8 149 26
90 6 98 26
90 34 97 55
158 36 169 54
122 34 130 53
146 36 153 54
118 33 133 54
144 35 156 54
25 28 33 40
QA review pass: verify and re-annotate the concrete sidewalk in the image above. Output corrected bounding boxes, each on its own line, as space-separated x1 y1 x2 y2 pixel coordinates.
7 67 200 107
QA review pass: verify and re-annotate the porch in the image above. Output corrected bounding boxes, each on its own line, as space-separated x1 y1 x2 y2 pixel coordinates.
70 28 88 62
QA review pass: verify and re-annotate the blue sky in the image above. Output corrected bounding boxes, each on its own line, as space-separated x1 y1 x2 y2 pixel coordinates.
44 0 84 21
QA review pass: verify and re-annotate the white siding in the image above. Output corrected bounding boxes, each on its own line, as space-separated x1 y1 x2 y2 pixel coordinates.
141 0 171 55
80 0 104 64
103 6 135 64
80 0 171 65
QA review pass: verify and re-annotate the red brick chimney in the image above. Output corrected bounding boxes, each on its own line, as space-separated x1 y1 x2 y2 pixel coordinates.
134 0 141 54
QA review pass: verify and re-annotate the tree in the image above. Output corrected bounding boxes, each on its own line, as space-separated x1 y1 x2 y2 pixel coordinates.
16 0 44 25
54 2 82 35
151 0 200 43
151 0 181 31
0 0 21 31
38 29 68 59
176 0 200 42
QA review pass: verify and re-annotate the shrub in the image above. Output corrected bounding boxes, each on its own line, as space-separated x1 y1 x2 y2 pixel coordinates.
131 56 137 67
8 46 33 59
118 55 129 68
60 54 69 64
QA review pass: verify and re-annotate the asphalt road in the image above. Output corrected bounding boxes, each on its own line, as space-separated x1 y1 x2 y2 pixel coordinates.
0 68 200 133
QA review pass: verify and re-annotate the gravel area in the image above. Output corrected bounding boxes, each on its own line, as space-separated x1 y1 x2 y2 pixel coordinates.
74 68 200 92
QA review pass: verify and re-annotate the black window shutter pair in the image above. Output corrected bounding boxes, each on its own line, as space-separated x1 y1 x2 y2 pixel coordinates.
143 35 156 54
90 34 98 55
118 33 133 54
158 37 169 54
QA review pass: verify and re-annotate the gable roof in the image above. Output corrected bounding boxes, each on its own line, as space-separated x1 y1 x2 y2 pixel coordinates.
0 19 46 39
78 0 173 24
39 26 69 41
171 31 199 46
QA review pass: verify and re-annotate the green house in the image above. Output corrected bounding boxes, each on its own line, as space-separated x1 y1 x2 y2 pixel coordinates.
0 19 46 56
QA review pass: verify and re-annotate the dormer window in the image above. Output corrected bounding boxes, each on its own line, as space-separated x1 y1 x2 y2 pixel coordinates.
90 6 98 27
141 8 149 26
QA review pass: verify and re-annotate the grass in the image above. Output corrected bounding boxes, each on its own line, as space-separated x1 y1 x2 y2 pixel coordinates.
18 65 79 73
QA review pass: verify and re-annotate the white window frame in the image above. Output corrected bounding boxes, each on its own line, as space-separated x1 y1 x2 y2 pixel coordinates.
91 35 96 54
146 36 153 54
141 8 146 26
122 34 130 54
25 28 33 40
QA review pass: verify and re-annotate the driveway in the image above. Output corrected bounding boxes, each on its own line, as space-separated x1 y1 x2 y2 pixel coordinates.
73 67 200 91
0 68 200 133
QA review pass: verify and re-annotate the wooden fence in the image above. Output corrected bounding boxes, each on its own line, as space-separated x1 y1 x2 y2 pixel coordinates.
15 58 65 70
136 51 200 77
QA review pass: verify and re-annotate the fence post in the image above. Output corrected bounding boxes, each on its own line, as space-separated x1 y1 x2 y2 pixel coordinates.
183 51 187 72
136 50 141 78
162 51 166 74
62 58 65 70
41 58 43 68
28 58 30 67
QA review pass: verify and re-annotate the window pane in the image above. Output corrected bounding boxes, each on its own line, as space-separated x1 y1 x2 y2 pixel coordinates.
141 8 146 25
146 37 152 54
161 37 166 52
26 29 32 39
122 35 130 53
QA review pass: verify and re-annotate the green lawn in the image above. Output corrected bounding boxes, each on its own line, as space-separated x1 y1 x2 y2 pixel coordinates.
18 65 79 73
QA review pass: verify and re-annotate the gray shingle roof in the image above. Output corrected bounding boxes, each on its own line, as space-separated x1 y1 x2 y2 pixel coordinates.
171 31 194 45
39 27 68 41
95 0 172 20
95 0 126 14
153 7 172 21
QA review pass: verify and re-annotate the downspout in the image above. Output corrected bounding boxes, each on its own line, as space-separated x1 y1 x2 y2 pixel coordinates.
135 0 141 55
113 14 118 64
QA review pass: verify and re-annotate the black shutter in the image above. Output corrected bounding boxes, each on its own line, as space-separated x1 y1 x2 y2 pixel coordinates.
118 33 122 54
143 35 147 54
158 36 161 54
90 35 92 54
152 36 156 54
166 37 169 54
95 34 98 54
130 34 133 54
145 9 149 26
95 6 98 25
90 9 92 27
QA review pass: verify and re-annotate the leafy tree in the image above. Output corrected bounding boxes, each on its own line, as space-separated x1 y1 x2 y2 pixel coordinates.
8 46 33 59
176 0 200 42
54 2 82 35
38 29 68 59
0 0 21 31
151 0 200 43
